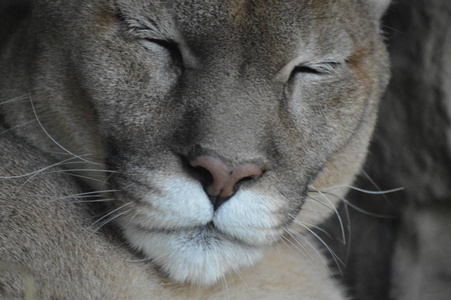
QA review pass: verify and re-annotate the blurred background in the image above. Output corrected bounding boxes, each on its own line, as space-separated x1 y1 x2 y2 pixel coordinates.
320 1 451 299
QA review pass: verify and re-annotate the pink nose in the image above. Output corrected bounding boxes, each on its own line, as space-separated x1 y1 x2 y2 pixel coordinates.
189 155 263 199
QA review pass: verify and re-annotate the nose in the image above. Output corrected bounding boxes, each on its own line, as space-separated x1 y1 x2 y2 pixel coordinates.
189 154 263 209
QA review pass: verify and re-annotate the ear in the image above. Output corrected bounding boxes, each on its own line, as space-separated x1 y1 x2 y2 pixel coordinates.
366 0 391 19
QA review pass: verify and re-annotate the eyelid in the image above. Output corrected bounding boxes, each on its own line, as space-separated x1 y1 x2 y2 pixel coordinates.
292 65 322 75
273 57 344 83
288 61 342 82
142 38 184 64
125 23 175 50
145 38 176 50
297 62 341 73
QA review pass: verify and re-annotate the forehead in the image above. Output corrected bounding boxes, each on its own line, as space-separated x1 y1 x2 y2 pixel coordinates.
115 0 368 69
116 0 364 40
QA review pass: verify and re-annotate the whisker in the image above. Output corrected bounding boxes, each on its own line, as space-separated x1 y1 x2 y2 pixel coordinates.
282 230 332 275
299 221 333 239
289 214 344 274
307 187 346 244
60 169 118 173
49 153 105 166
102 173 115 189
0 94 29 105
69 198 117 204
15 169 108 193
36 193 115 202
62 173 107 183
360 169 393 204
28 92 93 164
91 202 133 227
0 156 86 179
231 267 254 298
281 234 306 257
279 233 292 250
305 195 335 210
323 191 396 219
34 170 109 180
51 160 101 167
189 280 194 298
221 276 230 300
59 195 106 200
56 190 120 199
281 231 320 269
285 228 328 266
360 170 382 192
342 201 353 263
0 120 37 135
312 184 404 195
93 208 132 232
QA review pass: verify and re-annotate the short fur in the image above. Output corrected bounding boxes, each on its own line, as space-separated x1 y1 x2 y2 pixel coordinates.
0 0 390 298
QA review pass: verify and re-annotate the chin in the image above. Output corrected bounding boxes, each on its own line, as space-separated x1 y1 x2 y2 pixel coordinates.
113 174 289 286
122 224 265 286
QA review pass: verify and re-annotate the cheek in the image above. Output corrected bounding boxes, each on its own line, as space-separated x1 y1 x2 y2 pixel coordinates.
288 77 368 146
75 60 181 137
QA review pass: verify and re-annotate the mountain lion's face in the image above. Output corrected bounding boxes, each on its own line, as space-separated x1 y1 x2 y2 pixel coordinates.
1 0 390 286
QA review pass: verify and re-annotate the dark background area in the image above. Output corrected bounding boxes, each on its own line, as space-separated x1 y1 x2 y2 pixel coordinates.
0 0 30 42
319 1 451 299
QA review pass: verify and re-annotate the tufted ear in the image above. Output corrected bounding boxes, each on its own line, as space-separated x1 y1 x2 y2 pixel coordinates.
366 0 392 19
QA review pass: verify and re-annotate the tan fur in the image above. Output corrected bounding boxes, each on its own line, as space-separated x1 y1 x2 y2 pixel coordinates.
0 0 390 298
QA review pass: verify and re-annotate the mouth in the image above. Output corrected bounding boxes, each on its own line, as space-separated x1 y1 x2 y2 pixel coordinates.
122 221 266 286
110 171 292 286
128 222 246 247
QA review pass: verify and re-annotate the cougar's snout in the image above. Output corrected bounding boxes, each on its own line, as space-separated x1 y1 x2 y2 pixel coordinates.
188 149 264 210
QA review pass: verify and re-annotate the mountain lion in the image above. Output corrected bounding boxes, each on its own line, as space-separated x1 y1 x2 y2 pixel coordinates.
0 0 390 298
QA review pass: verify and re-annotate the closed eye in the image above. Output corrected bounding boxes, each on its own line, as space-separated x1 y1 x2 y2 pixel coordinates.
292 65 323 75
143 39 184 65
290 62 341 80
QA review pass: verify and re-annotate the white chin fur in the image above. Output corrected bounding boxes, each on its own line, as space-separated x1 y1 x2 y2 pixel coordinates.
123 225 264 286
118 175 283 286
